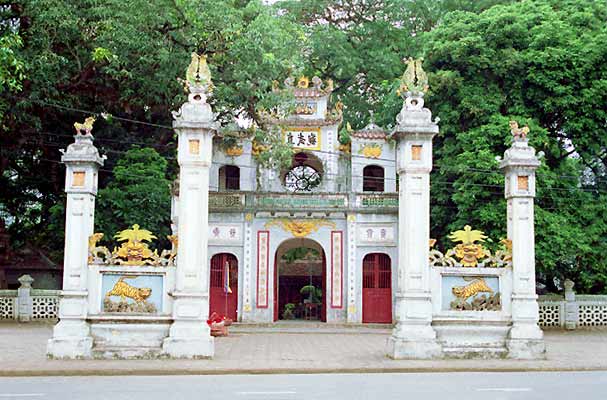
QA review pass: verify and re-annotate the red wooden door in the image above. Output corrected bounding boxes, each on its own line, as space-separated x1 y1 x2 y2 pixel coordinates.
209 253 238 320
362 253 392 323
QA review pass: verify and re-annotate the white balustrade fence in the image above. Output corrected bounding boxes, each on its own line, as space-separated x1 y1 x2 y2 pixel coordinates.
0 275 59 321
538 281 607 329
0 291 16 319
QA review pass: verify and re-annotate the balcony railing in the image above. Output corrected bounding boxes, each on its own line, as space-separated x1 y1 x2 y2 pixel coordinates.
208 191 398 212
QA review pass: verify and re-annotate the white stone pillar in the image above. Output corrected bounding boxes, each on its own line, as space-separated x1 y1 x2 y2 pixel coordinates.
386 91 441 359
500 131 545 359
564 279 578 330
47 126 104 358
17 274 34 322
162 75 217 358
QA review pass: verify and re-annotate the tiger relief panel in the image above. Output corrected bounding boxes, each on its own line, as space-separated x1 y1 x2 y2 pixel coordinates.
441 275 501 311
101 274 164 314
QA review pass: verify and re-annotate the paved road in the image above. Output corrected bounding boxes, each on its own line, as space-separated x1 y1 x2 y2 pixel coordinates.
1 372 606 400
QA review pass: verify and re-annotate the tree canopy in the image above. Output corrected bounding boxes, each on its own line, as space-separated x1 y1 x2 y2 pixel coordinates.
1 0 606 293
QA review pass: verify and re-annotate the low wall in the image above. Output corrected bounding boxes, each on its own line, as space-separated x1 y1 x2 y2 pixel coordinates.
2 275 606 329
0 278 59 321
539 293 607 329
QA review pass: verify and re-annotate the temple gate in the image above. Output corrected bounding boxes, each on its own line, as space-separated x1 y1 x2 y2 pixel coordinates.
48 54 544 360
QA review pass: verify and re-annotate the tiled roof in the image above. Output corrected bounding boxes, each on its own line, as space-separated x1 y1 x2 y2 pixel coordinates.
264 116 342 127
351 122 387 139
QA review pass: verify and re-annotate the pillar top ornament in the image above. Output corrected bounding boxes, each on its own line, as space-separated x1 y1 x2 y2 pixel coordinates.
499 121 541 172
392 57 439 139
60 117 105 166
172 53 218 130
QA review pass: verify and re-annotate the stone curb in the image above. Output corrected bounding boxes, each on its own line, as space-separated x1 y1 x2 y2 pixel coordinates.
2 366 607 377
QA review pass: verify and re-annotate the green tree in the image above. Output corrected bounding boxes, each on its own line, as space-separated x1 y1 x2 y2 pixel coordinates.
95 147 172 248
279 0 517 129
419 0 607 292
1 0 303 250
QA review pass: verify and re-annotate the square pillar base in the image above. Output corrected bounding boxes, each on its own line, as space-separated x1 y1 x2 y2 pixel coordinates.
386 335 442 359
386 323 442 359
507 338 546 359
47 320 93 359
507 322 545 359
162 320 214 359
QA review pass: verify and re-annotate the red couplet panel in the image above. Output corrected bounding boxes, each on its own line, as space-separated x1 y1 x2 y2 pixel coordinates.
362 253 392 323
209 253 238 321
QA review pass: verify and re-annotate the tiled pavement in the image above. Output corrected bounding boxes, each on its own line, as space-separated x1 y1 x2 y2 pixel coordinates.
1 322 606 376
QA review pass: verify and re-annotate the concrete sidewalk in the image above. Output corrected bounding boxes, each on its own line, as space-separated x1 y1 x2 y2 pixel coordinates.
1 322 606 376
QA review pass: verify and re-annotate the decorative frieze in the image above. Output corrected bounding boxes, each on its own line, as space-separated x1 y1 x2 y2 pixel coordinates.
256 195 346 209
265 219 336 238
357 194 398 208
209 193 245 208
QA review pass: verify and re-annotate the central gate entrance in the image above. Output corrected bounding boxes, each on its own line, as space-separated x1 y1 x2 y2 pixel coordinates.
274 238 326 322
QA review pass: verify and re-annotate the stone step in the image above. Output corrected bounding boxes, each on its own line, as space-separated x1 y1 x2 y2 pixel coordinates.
231 321 393 334
92 345 163 359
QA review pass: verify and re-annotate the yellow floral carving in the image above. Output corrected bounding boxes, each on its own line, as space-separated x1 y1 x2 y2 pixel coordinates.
225 146 243 156
265 219 336 238
360 143 382 158
297 76 309 88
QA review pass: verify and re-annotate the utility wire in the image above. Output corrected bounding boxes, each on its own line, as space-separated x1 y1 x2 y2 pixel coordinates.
15 138 607 193
29 129 607 185
11 156 606 196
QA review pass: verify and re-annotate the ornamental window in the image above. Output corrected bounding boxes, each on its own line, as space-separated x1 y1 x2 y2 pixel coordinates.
363 165 384 192
219 165 240 191
284 152 323 193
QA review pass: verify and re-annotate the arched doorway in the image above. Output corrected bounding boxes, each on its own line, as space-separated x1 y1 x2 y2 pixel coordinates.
362 253 392 323
209 253 238 320
273 238 326 322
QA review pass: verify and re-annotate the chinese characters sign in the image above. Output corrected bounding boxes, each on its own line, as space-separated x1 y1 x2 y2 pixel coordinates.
283 127 321 151
256 231 270 308
331 231 343 308
208 224 241 243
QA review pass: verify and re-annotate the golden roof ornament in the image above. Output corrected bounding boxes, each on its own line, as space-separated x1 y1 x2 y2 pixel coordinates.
73 117 96 136
509 120 529 142
398 57 429 96
297 76 310 88
185 52 213 93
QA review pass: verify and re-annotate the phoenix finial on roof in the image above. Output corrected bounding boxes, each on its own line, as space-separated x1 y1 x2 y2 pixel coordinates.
185 53 213 92
399 57 429 95
509 120 530 142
